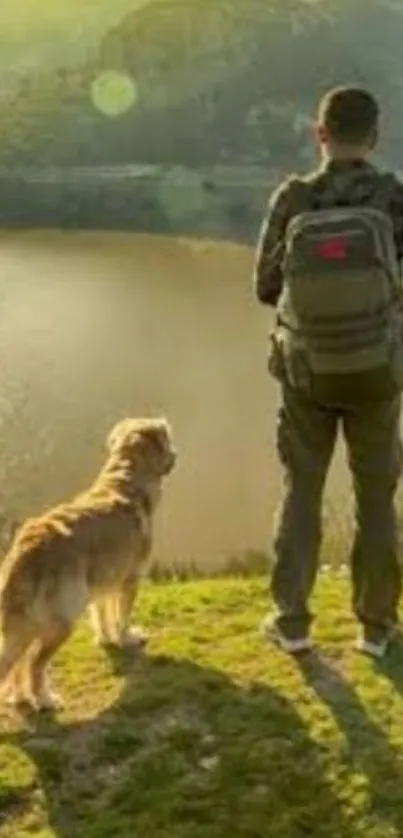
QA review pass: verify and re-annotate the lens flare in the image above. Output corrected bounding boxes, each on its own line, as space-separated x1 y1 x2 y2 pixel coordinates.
90 70 138 117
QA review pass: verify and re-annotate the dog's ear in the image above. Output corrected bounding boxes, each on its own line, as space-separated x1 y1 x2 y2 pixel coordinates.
142 418 170 438
107 417 173 457
139 419 172 450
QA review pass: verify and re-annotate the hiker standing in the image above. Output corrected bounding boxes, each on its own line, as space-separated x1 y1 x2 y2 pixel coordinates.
254 87 403 658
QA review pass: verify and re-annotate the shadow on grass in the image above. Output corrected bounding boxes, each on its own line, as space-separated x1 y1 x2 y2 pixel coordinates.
297 649 403 835
0 649 361 838
374 634 403 694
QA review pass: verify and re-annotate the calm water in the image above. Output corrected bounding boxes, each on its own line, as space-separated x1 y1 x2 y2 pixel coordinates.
0 230 353 571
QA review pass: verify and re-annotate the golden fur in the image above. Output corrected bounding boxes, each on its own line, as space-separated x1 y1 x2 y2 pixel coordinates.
0 417 176 710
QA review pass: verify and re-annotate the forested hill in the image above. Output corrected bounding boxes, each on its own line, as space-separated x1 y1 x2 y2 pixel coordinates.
0 0 402 171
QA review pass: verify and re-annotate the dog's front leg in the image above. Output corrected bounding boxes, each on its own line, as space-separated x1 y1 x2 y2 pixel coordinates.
29 620 71 710
90 600 119 646
114 578 148 649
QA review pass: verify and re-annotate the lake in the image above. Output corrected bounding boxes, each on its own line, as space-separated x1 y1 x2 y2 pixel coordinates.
0 230 354 572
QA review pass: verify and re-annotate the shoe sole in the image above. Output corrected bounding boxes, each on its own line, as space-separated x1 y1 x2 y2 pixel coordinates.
356 638 388 659
263 623 313 655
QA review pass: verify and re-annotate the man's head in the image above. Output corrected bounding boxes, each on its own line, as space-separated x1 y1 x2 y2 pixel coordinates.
316 86 380 160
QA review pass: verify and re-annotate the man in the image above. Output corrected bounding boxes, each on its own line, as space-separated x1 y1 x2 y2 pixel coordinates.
254 86 403 658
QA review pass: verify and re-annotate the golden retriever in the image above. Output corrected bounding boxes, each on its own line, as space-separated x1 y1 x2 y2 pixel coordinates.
0 417 176 710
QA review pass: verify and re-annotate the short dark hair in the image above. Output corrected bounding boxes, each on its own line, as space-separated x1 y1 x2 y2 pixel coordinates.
318 86 379 145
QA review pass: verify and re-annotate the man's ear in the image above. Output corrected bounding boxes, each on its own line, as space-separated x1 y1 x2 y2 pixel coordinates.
315 122 328 146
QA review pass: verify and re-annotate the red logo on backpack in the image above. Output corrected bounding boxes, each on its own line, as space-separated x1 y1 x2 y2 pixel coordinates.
317 237 348 260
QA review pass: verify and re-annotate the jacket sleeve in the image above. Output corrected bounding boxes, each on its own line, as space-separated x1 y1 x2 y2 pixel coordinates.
253 179 292 306
389 174 403 261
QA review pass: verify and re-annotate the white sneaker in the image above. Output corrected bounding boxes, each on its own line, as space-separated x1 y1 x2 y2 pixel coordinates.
356 631 392 659
262 618 313 655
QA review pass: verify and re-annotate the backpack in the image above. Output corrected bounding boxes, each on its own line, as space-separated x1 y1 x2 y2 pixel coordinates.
275 174 403 403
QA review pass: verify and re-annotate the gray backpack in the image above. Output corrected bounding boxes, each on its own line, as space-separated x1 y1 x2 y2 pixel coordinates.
276 175 403 402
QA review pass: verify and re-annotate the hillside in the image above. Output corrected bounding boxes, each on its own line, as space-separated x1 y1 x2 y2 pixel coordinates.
1 575 403 837
0 0 145 82
0 0 402 171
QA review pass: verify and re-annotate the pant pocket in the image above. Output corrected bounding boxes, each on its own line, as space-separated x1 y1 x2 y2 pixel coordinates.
282 336 312 394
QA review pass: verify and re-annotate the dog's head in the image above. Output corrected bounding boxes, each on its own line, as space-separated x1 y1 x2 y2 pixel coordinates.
107 417 177 476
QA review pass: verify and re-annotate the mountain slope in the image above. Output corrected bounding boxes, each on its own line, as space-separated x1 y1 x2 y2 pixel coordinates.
0 0 402 169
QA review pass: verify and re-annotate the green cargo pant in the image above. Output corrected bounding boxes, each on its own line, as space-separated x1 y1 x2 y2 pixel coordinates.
272 384 402 639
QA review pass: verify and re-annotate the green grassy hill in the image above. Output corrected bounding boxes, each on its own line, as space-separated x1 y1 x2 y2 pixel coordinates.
1 574 403 837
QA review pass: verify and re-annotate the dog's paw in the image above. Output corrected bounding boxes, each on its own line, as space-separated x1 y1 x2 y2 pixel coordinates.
1 686 61 712
93 633 114 647
0 681 21 706
3 690 25 708
118 626 149 650
34 689 64 712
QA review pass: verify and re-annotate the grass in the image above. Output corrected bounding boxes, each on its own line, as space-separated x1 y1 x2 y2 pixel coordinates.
2 573 403 837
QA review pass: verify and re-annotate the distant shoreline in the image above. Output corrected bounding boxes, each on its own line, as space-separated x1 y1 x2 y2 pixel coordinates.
0 162 274 243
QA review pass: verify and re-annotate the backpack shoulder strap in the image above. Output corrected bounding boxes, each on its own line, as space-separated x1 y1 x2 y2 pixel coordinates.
284 176 312 221
287 170 397 216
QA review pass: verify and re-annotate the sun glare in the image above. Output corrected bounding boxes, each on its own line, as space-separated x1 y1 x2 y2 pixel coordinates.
90 70 139 118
